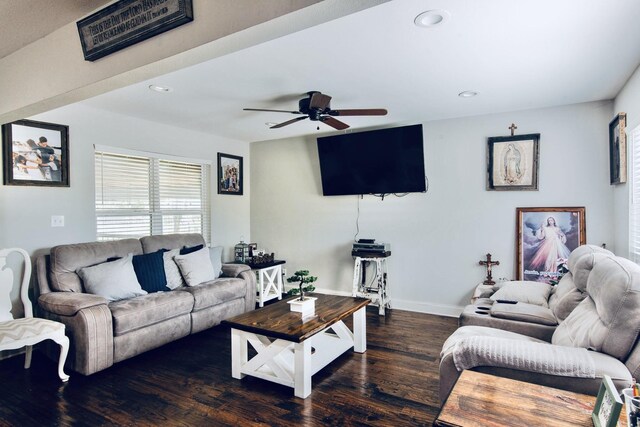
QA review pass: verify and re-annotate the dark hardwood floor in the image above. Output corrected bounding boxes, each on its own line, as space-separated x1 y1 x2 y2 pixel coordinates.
0 307 458 426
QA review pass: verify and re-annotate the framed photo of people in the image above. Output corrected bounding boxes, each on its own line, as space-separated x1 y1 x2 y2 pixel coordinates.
516 207 586 284
609 112 627 185
217 153 243 195
487 133 540 191
2 119 70 187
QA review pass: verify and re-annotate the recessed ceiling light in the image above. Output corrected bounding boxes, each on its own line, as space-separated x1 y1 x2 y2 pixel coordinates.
414 10 450 28
148 84 173 93
458 90 478 98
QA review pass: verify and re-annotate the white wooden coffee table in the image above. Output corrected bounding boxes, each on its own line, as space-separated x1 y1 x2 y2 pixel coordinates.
223 294 369 398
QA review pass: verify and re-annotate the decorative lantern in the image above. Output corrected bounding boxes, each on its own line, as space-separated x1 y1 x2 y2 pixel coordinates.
234 241 250 263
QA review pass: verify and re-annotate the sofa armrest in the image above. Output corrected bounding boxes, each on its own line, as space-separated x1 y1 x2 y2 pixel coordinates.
221 263 251 278
39 292 108 316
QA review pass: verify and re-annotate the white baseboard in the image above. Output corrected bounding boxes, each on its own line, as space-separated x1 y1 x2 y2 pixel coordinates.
296 286 463 318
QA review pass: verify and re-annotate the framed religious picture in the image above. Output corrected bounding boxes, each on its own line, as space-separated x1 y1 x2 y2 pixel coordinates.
592 375 623 427
516 207 586 283
217 153 243 195
487 134 540 191
2 119 70 187
609 112 627 185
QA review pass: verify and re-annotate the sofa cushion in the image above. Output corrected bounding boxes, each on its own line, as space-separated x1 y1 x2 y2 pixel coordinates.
548 273 587 322
179 277 247 311
110 291 194 335
490 302 558 326
490 281 552 307
140 233 205 254
174 247 216 287
181 244 204 255
209 246 223 279
566 245 613 291
163 249 185 290
132 250 168 293
78 254 147 302
50 239 143 292
553 254 640 360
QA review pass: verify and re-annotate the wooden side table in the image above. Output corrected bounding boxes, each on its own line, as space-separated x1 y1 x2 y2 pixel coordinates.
244 260 286 307
434 370 626 426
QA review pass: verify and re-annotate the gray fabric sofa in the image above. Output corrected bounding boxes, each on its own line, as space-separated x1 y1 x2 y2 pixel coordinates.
439 249 640 404
459 245 613 341
36 233 256 375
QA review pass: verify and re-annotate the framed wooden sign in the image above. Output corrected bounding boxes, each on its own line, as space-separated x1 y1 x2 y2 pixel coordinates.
77 0 193 61
592 376 623 427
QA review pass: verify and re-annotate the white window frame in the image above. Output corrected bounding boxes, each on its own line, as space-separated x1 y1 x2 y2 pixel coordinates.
94 145 211 243
629 125 640 262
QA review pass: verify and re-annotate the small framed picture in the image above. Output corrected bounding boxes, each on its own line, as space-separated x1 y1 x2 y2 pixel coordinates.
609 112 627 185
592 375 623 427
217 153 243 195
516 207 586 283
2 119 70 187
487 134 540 191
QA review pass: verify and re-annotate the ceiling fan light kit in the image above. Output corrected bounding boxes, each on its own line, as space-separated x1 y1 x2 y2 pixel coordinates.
243 91 387 130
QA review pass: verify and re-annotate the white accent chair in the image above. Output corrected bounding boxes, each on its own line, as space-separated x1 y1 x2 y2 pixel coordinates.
0 248 69 382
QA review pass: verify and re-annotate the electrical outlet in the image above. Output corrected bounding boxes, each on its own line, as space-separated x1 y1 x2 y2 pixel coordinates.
282 268 287 277
51 215 65 227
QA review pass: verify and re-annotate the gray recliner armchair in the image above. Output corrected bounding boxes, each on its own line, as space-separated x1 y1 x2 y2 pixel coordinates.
459 245 613 341
439 252 640 404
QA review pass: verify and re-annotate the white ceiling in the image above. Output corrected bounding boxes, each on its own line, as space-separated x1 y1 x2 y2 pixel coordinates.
0 0 111 59
80 0 640 143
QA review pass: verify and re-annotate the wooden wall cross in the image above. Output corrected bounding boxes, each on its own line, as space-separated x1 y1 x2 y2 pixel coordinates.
508 123 517 136
478 253 500 286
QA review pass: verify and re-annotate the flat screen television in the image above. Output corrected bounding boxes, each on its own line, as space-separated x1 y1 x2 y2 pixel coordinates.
317 124 425 196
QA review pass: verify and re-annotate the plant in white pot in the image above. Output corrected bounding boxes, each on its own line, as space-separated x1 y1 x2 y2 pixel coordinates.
286 270 317 316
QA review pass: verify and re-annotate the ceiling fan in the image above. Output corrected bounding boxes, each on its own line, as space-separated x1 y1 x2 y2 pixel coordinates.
243 91 387 130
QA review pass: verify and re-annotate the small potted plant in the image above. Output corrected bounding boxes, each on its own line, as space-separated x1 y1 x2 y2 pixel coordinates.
286 270 317 316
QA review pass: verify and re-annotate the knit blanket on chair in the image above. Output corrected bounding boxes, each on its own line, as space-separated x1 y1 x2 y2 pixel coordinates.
452 336 596 378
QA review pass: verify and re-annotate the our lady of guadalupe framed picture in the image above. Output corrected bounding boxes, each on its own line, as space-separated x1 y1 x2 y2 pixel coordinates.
2 119 70 187
487 134 540 191
516 207 586 283
217 153 243 195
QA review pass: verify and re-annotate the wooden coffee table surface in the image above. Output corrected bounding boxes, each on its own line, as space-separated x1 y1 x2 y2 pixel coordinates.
222 293 369 343
435 370 627 427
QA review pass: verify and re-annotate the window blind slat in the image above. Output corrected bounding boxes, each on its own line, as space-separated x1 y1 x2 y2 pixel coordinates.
630 126 640 263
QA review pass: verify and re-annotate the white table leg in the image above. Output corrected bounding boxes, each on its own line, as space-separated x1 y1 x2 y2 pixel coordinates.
276 265 283 300
294 340 312 398
231 329 247 379
353 306 367 353
258 270 265 307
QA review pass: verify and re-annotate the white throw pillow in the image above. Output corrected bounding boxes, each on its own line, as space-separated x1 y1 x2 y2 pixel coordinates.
174 247 217 287
78 254 147 301
490 281 552 307
163 249 185 290
209 246 223 279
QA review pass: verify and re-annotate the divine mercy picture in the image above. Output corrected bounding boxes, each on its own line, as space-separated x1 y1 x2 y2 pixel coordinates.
516 207 586 283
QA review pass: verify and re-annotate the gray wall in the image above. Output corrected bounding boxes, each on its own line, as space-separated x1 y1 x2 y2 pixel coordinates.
250 101 614 315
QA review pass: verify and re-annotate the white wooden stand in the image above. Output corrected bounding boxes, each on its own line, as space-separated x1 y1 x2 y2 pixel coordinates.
230 306 366 398
352 256 389 315
255 263 284 307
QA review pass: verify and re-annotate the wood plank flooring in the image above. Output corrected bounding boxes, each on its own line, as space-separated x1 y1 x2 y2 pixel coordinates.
0 307 458 426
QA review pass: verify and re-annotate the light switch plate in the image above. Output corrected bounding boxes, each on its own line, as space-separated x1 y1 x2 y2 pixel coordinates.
51 215 65 227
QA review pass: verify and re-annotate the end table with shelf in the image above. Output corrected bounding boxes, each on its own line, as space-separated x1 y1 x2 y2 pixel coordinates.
238 260 286 307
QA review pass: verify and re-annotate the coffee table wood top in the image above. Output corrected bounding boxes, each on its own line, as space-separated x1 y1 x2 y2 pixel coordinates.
435 370 626 427
222 293 369 343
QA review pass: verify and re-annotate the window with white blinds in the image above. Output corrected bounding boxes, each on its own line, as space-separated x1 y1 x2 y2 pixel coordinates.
95 149 210 243
630 125 640 262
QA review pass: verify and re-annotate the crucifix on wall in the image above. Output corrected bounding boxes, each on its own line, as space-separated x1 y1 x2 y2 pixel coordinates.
479 253 500 286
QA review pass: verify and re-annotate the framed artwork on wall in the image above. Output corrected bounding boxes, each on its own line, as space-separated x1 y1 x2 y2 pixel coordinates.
487 134 540 191
217 153 243 195
609 112 627 185
2 119 70 187
516 207 586 284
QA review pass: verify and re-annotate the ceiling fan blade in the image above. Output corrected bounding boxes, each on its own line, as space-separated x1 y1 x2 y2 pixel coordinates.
328 108 388 116
243 108 301 114
270 116 308 129
320 116 350 130
309 92 332 110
